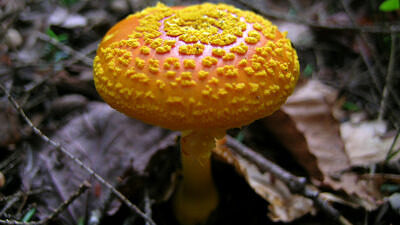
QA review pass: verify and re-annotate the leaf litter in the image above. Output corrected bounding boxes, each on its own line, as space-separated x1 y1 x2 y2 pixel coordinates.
341 119 400 166
262 80 398 211
213 79 399 223
2 0 399 224
0 97 21 147
214 140 315 222
19 102 176 225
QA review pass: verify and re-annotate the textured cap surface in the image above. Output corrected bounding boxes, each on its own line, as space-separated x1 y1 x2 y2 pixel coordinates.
93 3 300 130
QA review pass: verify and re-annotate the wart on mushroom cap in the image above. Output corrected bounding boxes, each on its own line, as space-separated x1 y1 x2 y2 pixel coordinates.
93 3 300 131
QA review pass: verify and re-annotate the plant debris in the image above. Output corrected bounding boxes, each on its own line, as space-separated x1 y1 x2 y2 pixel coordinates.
1 0 400 224
19 103 174 224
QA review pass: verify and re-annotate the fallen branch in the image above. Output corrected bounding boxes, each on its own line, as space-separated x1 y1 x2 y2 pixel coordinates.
224 135 353 225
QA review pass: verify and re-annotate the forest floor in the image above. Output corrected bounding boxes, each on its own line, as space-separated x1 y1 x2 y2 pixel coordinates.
1 0 400 225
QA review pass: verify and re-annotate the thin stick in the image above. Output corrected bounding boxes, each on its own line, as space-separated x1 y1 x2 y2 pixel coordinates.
0 218 30 225
379 33 397 120
340 0 383 94
36 32 93 66
0 181 89 225
41 180 90 224
287 0 302 13
0 197 19 218
234 0 400 34
0 83 157 225
224 135 353 225
144 190 153 225
340 0 400 112
0 152 20 171
224 136 306 191
384 129 400 163
0 189 47 203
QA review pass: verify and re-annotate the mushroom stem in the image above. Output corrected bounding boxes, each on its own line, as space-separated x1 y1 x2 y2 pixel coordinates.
173 129 225 225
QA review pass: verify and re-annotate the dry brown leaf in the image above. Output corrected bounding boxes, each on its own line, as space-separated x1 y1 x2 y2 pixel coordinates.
214 140 315 222
341 119 400 166
263 80 380 210
19 102 176 225
0 171 5 188
263 80 349 179
0 97 21 147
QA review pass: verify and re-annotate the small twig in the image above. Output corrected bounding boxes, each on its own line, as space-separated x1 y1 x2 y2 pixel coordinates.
15 195 27 219
0 155 21 175
287 0 302 13
0 83 157 225
385 130 400 163
144 190 153 225
379 33 397 120
340 0 400 116
36 32 93 67
340 0 383 94
0 189 47 219
0 181 89 225
42 154 78 221
0 197 19 218
41 180 91 224
0 218 28 225
64 41 99 67
224 135 353 225
0 152 20 171
0 189 47 203
224 136 306 192
235 0 400 34
354 36 382 92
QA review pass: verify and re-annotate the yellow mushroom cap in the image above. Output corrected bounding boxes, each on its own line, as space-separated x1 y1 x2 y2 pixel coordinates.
93 3 300 130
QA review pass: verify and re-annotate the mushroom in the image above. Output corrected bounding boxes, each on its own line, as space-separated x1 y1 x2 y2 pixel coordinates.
93 3 299 225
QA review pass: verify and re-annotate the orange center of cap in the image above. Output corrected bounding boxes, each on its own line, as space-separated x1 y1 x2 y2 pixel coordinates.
93 3 300 130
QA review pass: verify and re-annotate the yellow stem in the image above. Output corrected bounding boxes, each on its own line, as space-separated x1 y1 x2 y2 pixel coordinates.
173 129 225 225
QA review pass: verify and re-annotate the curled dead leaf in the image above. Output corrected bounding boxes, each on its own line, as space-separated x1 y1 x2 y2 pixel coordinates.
214 138 315 222
340 119 400 166
262 80 381 210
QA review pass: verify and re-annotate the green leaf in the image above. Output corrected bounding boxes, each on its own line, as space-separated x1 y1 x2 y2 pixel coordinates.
46 28 59 40
381 183 400 193
235 130 245 143
379 0 400 12
60 0 79 6
303 64 313 78
46 29 69 43
57 33 69 42
342 101 360 111
22 208 36 222
77 217 85 225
